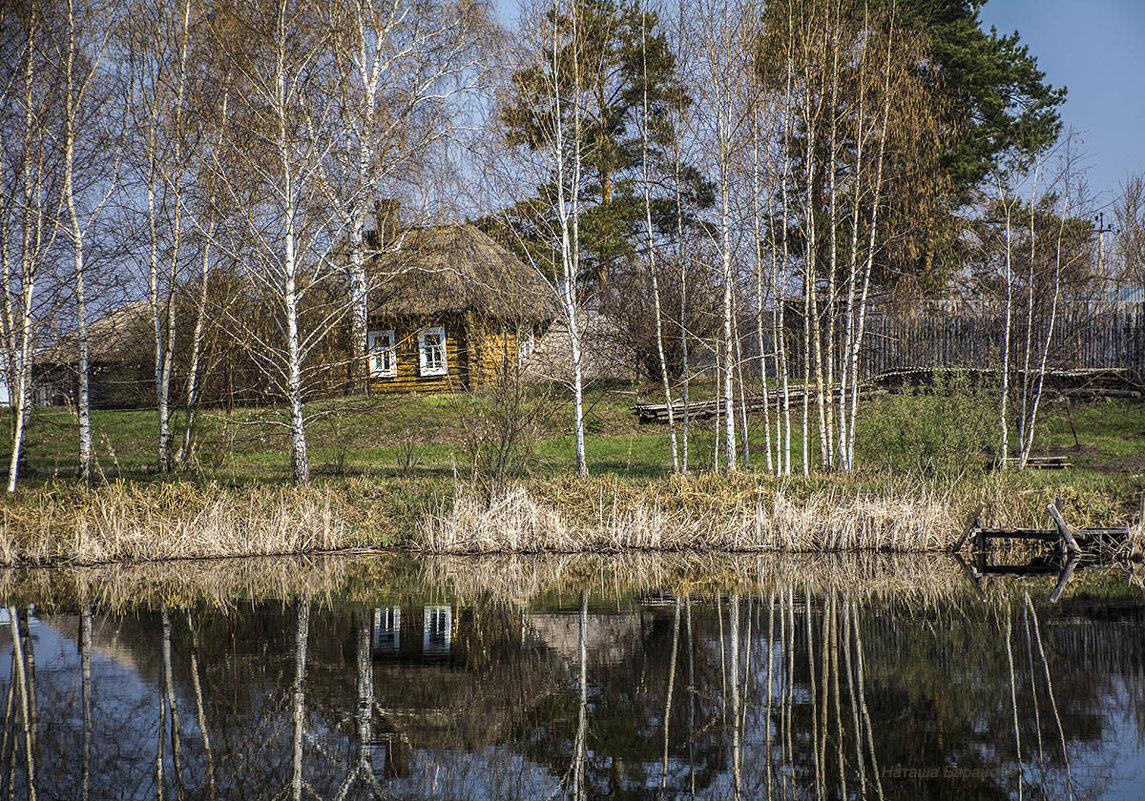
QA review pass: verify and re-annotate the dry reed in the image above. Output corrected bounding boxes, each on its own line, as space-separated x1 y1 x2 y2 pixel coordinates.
422 474 1140 556
0 482 349 565
422 481 962 553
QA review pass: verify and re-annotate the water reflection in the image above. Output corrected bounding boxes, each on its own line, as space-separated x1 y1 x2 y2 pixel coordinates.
0 555 1143 800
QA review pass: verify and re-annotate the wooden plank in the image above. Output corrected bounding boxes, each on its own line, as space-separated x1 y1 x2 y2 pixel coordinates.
952 502 984 552
978 529 1061 542
1047 503 1083 555
1048 555 1080 603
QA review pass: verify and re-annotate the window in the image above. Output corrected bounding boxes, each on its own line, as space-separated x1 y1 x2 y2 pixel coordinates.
423 606 452 655
418 326 448 376
373 607 401 654
367 330 396 377
518 325 536 363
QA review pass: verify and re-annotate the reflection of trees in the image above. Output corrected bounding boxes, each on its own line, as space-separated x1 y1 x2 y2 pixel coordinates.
1 574 1143 800
4 607 36 801
292 600 309 801
81 606 91 801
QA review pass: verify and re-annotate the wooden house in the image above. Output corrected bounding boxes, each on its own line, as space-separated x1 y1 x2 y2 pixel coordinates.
34 300 155 409
364 223 556 393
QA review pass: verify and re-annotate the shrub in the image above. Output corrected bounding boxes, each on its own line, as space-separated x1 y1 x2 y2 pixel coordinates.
857 372 998 477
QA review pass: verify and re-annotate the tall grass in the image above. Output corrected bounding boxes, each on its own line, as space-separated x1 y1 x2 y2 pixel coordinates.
0 470 1135 565
421 473 1133 555
0 482 348 565
421 483 956 553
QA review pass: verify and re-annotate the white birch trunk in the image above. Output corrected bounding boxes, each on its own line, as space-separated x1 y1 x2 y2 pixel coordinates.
272 2 310 487
640 5 678 472
178 89 229 467
719 135 737 471
1018 177 1070 468
824 15 841 470
6 7 47 493
998 185 1015 469
552 0 588 478
800 34 820 476
1017 169 1040 456
673 113 690 473
836 28 867 470
734 311 750 468
346 15 378 396
844 12 896 470
752 115 774 473
158 0 192 474
176 220 213 466
779 15 794 476
63 0 93 482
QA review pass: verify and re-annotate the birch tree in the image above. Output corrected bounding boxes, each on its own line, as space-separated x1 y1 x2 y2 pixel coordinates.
752 0 938 473
322 0 493 394
1014 140 1085 468
1114 175 1145 290
495 0 594 477
1 1 62 492
638 0 678 470
686 0 758 471
174 86 230 467
56 0 119 483
113 0 212 474
206 0 343 486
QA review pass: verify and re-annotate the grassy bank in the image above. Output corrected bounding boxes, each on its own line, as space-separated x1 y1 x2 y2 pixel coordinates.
0 383 1141 563
0 471 1139 565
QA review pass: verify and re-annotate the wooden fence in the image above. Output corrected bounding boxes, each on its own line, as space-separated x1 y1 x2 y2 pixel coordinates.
859 302 1144 376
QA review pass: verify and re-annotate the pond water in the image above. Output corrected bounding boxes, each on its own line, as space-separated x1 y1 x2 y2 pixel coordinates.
0 553 1143 800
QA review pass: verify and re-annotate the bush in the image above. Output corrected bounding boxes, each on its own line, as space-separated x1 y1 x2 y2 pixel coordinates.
857 372 998 477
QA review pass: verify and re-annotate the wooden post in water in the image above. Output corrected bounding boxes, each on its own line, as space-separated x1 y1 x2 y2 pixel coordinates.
1048 554 1080 603
952 502 985 552
1046 503 1082 556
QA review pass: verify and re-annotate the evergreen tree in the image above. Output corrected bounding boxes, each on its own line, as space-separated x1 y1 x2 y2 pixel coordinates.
498 0 711 292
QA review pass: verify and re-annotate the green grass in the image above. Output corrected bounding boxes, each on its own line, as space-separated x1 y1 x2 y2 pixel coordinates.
5 380 1143 488
0 379 1139 564
1 380 1141 553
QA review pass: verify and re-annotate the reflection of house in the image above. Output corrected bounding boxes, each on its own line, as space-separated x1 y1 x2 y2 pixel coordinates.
364 208 556 393
372 604 454 662
374 607 401 654
524 611 641 666
422 605 451 655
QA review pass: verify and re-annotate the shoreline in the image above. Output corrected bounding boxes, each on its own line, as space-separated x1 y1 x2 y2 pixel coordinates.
2 549 1141 611
0 473 1139 566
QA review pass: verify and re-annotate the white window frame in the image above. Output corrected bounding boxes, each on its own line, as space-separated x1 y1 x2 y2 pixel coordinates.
367 329 396 377
423 605 452 655
418 326 448 376
518 325 536 363
374 606 401 653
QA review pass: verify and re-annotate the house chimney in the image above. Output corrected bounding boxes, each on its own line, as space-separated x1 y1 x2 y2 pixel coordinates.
375 199 401 246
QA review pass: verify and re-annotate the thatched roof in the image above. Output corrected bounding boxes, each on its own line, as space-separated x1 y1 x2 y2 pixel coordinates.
38 299 152 365
369 224 557 321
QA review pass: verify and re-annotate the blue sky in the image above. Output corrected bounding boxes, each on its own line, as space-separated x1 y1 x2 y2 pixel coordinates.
493 0 1145 207
979 0 1145 208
